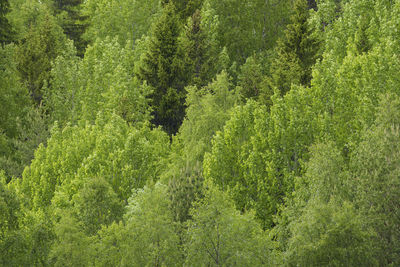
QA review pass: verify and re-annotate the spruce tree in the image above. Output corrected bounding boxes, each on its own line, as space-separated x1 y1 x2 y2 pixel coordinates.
269 0 319 95
16 10 68 104
52 0 87 57
237 55 264 101
137 2 185 135
162 0 203 19
0 0 13 45
176 9 210 88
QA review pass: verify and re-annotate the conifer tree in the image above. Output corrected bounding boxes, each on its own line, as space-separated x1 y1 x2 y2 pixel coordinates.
137 2 185 135
0 0 13 45
237 55 265 101
162 0 203 19
167 162 203 223
16 9 68 104
176 9 210 88
52 0 87 57
269 0 319 95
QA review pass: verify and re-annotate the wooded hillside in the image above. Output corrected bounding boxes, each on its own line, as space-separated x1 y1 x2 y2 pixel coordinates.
1 0 400 265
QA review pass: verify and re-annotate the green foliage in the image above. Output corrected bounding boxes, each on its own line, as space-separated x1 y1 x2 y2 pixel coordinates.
83 0 161 46
0 44 29 139
176 9 211 88
16 7 69 104
7 0 400 265
275 141 351 250
0 173 28 266
22 208 55 266
179 71 237 164
205 84 319 228
168 161 203 223
204 101 263 216
0 0 13 44
269 0 320 95
137 2 186 135
21 114 169 209
72 176 123 235
52 0 87 57
285 201 376 267
164 71 236 225
44 37 151 126
351 94 400 265
1 107 49 178
94 222 126 267
7 0 52 41
0 44 41 178
48 213 95 267
202 0 292 65
162 0 203 20
185 184 274 266
122 183 182 266
236 55 267 102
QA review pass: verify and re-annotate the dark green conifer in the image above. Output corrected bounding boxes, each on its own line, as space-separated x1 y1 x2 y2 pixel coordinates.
176 9 210 88
137 2 185 135
168 162 203 223
162 0 203 19
52 0 87 57
16 10 67 104
269 0 319 95
0 0 13 45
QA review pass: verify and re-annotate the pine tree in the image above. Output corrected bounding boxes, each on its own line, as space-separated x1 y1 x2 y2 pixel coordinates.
137 2 185 135
269 0 319 95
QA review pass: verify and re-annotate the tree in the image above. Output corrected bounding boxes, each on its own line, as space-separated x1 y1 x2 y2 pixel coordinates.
185 184 274 266
176 9 211 88
0 0 13 44
204 82 319 229
162 0 203 20
269 0 319 95
178 70 237 164
0 172 29 266
44 37 151 126
22 208 55 266
202 0 292 65
48 214 95 267
1 107 49 179
72 176 123 235
52 0 87 57
136 2 185 135
82 0 161 46
94 222 126 267
274 141 375 266
0 44 29 140
16 8 68 104
122 183 182 266
168 161 203 223
163 71 236 227
0 44 33 178
284 201 376 266
21 113 169 209
204 101 261 216
351 93 400 265
236 55 266 101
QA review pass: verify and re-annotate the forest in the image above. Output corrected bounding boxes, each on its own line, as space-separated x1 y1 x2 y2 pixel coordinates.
1 0 400 265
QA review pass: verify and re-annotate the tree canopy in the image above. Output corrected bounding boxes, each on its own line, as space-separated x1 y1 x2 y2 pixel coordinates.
3 0 400 265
